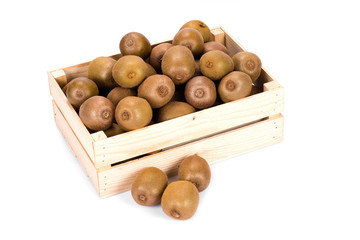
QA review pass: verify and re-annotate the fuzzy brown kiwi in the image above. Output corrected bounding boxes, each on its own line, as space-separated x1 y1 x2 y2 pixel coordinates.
62 79 74 94
138 74 175 108
180 20 212 42
115 96 153 131
87 56 118 90
119 32 151 59
161 45 195 85
112 55 148 88
131 167 168 206
218 71 252 102
173 28 204 57
194 59 201 76
149 43 173 72
232 51 262 82
161 180 199 220
199 50 234 80
203 41 229 55
184 76 216 109
145 63 157 78
107 87 137 107
158 101 195 122
178 155 211 192
104 123 125 137
79 96 115 131
66 77 99 110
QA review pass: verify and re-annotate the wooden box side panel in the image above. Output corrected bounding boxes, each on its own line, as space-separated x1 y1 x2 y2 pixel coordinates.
93 86 284 168
98 114 284 198
53 101 99 194
48 70 95 161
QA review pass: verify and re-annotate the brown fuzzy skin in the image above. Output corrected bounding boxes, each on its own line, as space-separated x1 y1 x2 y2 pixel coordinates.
131 167 168 206
149 43 173 72
145 63 157 78
112 55 148 88
180 20 212 42
218 71 252 102
107 87 137 107
115 96 153 131
119 32 151 59
104 123 125 137
138 75 175 108
199 50 234 81
203 41 229 55
157 101 195 122
79 96 115 131
88 57 118 90
232 51 262 83
173 28 204 57
66 77 99 111
161 181 199 220
185 76 216 109
178 155 211 192
161 45 195 85
194 59 201 76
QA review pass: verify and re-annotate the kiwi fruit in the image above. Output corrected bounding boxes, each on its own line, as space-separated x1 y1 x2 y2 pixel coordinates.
218 71 252 102
145 63 157 77
131 167 168 206
158 101 195 122
199 50 234 80
161 45 195 85
104 123 125 137
115 96 153 131
161 180 199 220
149 43 172 72
194 59 201 76
178 155 211 192
87 56 118 89
112 55 148 88
232 51 262 82
66 77 99 110
107 87 137 107
185 76 216 109
203 41 228 55
62 79 74 93
250 85 262 95
173 28 204 57
181 20 212 42
138 75 175 108
119 32 151 59
79 96 115 131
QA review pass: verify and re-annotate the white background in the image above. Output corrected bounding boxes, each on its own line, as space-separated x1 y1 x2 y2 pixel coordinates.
1 0 359 239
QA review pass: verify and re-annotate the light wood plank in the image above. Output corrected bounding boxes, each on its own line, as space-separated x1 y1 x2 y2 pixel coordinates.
211 27 225 45
98 114 284 198
93 86 284 168
48 71 95 161
53 101 99 194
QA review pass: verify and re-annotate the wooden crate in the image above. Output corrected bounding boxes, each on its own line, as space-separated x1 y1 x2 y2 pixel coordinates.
48 27 284 198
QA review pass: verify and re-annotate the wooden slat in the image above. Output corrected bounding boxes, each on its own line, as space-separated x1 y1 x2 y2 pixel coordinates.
98 114 284 198
48 70 95 161
211 27 225 45
53 101 99 194
93 86 284 168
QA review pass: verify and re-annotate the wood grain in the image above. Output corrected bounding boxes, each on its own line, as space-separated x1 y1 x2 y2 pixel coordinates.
98 114 284 198
53 101 99 194
93 87 284 168
48 71 95 161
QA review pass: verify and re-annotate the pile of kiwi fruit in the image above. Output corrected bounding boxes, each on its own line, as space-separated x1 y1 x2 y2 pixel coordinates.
62 20 263 136
131 154 211 220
